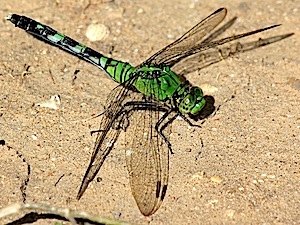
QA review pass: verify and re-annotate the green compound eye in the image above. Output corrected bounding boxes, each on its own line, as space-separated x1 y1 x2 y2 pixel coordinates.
190 87 205 115
190 97 206 115
178 94 192 114
178 87 205 115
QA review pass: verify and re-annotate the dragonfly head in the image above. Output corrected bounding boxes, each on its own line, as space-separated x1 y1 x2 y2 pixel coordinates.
179 87 206 115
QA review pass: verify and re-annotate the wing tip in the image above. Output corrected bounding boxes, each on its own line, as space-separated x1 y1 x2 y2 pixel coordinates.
77 182 88 200
214 8 227 16
77 173 93 200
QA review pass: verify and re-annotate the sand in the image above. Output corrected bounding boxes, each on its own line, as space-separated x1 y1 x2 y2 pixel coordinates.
0 0 299 224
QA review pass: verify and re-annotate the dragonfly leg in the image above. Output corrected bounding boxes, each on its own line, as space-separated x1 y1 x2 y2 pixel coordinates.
156 112 202 155
90 129 103 135
179 113 202 128
122 101 175 153
123 101 165 110
89 106 132 135
155 109 176 154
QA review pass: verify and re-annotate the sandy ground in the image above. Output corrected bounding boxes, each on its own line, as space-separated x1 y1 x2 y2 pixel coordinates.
0 0 299 224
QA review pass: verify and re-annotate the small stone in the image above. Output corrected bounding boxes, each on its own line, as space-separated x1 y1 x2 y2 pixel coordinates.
200 83 218 93
86 23 110 42
211 175 222 183
225 209 235 218
287 77 300 90
113 211 121 219
137 8 144 14
188 171 205 186
31 134 38 140
35 95 61 110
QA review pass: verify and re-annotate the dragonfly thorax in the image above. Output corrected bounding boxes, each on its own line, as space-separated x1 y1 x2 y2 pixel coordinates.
134 65 184 101
134 65 205 115
177 86 206 115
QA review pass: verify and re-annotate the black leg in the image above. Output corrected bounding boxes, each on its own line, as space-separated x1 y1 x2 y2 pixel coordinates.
179 113 202 128
122 101 175 153
95 100 174 153
90 129 103 136
154 109 174 153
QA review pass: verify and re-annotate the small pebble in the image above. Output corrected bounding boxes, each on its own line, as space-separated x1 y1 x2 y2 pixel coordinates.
287 77 300 90
86 23 110 42
126 149 132 156
188 171 205 186
113 211 122 219
200 83 218 93
137 8 144 14
31 134 38 140
211 175 222 183
267 174 276 179
225 209 235 218
35 95 61 110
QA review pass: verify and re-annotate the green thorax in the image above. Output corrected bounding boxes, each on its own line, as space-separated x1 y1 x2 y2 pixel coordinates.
133 64 206 115
133 64 184 102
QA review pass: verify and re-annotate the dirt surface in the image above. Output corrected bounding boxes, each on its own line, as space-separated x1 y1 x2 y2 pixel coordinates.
0 0 299 224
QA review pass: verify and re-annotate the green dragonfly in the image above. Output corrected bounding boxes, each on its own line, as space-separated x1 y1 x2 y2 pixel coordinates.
7 8 293 216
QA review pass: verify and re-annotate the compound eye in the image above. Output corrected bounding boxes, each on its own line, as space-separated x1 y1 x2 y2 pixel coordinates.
184 97 190 105
192 87 203 96
178 94 193 114
190 87 205 115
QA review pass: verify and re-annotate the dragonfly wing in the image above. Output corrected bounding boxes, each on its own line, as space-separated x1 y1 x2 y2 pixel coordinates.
125 105 171 216
77 78 137 200
143 8 227 66
172 32 294 75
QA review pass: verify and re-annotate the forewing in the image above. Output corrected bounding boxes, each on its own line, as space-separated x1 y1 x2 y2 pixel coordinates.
144 8 227 66
172 32 294 75
125 105 171 216
77 78 137 199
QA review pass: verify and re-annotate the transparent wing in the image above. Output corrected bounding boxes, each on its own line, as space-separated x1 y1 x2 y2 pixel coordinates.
172 32 294 75
143 8 227 66
125 102 171 216
122 69 172 216
77 77 137 199
144 8 287 69
165 24 282 68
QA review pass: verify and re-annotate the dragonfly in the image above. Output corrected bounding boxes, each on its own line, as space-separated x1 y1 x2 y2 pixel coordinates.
7 8 293 216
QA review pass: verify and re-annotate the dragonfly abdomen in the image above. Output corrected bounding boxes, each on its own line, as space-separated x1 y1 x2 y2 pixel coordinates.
100 58 136 83
7 14 136 82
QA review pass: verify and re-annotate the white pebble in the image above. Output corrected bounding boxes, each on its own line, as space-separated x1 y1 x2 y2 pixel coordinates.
86 23 110 42
35 95 61 110
200 83 218 93
211 175 222 183
31 134 38 140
